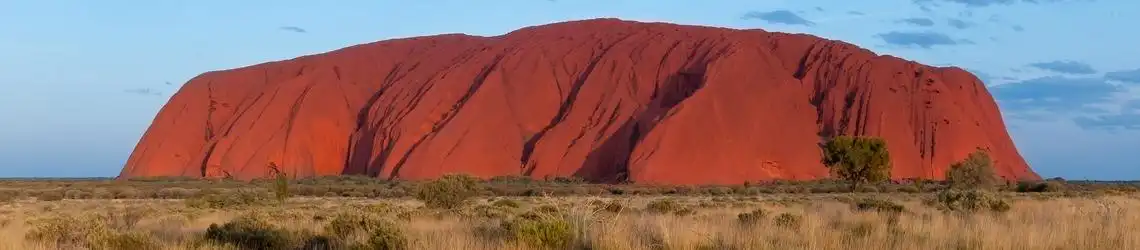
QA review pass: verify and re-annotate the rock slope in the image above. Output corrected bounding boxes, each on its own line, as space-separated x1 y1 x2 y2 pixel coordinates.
119 18 1040 184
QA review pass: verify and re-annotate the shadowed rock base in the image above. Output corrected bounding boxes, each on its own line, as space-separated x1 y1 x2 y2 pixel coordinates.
119 18 1039 184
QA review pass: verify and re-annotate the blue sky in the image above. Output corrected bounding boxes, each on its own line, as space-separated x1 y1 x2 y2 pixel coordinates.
1 0 1137 179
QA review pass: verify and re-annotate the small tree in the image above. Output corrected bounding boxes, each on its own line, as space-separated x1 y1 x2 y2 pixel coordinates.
945 149 999 190
267 162 289 204
821 136 892 191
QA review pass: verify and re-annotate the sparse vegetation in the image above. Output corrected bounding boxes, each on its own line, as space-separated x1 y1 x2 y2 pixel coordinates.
821 136 892 191
0 178 1138 249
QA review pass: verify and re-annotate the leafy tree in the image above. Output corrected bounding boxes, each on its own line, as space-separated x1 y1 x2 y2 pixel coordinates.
821 136 892 191
946 149 999 190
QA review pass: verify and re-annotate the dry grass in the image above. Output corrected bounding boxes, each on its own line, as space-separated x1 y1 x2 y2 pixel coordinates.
0 192 1138 250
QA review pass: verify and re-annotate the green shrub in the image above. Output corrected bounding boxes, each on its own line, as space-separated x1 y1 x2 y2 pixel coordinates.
773 213 803 229
320 213 408 249
854 198 906 214
1016 181 1065 193
737 208 768 224
821 136 892 191
415 174 480 209
364 228 409 250
932 189 1011 213
325 213 390 236
471 205 512 219
645 198 683 214
98 232 162 250
946 149 999 190
502 214 574 249
204 216 295 249
185 189 270 209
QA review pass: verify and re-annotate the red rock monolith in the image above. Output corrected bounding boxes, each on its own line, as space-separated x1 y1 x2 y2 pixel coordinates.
119 18 1040 184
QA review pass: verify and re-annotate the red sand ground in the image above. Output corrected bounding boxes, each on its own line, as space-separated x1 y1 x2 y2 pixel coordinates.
118 18 1040 184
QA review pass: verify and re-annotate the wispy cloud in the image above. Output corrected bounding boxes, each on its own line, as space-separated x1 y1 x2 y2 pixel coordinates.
990 76 1122 114
1074 113 1140 130
876 31 965 48
1125 100 1140 112
1105 68 1140 83
847 11 865 15
1012 25 1025 31
898 18 935 27
1028 60 1097 74
742 10 815 26
914 0 1086 8
947 18 974 29
125 88 162 96
279 26 307 33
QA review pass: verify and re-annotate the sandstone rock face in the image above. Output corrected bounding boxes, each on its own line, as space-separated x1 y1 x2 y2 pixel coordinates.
119 19 1040 184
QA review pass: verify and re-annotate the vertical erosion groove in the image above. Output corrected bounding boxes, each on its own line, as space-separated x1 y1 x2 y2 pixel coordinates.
519 32 640 175
388 52 508 179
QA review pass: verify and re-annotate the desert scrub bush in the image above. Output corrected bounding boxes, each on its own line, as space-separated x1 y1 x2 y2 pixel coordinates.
673 207 696 216
35 189 65 201
493 199 521 208
0 189 19 202
644 198 683 214
773 213 803 229
854 198 906 214
25 214 161 250
415 174 480 209
184 189 270 209
324 213 407 249
155 187 196 199
737 208 769 224
64 189 88 199
363 228 410 250
931 189 1011 213
597 200 625 213
99 206 153 231
501 213 575 249
946 149 1000 190
1016 181 1066 192
471 204 513 219
112 187 140 199
203 215 298 249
